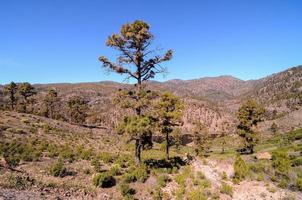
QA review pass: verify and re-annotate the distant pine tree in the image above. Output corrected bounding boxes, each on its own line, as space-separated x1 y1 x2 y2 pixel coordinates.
43 89 61 119
4 81 18 110
237 99 265 154
67 96 89 124
17 82 36 113
192 121 210 156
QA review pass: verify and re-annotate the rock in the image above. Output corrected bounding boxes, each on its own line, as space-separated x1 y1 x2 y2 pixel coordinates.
256 152 272 160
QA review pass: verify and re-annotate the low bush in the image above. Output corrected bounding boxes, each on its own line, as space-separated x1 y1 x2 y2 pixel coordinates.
59 146 75 163
272 150 291 177
76 145 93 160
296 177 302 191
291 157 302 167
4 154 20 168
132 164 148 182
99 152 116 164
220 182 233 196
278 178 289 189
249 161 265 174
153 174 170 200
2 141 22 168
7 174 31 189
122 172 137 183
92 172 116 188
199 179 211 189
221 171 228 180
157 174 169 188
47 143 60 158
233 156 248 181
175 173 186 186
91 157 101 172
49 160 67 177
109 164 121 176
187 188 206 200
119 182 135 197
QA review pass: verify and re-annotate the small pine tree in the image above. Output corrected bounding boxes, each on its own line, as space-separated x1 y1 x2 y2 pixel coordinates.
192 121 210 156
154 92 183 160
220 121 229 154
17 82 36 113
4 81 18 110
43 89 60 119
67 96 89 124
233 156 248 181
237 99 265 154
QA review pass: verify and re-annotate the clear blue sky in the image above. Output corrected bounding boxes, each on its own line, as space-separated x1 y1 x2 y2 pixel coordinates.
1 0 302 84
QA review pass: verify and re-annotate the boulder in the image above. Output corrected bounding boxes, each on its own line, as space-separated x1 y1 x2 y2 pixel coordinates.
256 152 272 160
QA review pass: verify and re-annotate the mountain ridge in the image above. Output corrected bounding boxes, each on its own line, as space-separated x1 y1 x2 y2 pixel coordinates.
1 65 301 135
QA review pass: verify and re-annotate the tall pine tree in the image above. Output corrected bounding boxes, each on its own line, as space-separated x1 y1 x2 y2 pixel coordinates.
99 20 173 165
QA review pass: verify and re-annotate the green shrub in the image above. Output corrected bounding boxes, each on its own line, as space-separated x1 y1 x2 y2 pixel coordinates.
2 141 23 168
157 174 169 188
122 173 137 183
291 157 302 167
256 173 264 181
99 152 116 164
153 174 170 200
119 182 135 197
76 145 93 160
278 178 289 189
49 160 67 177
91 157 101 172
133 164 149 182
221 171 228 180
92 172 116 188
47 143 60 158
233 156 248 181
109 164 121 176
249 161 265 173
21 145 42 162
42 123 51 133
272 150 291 177
296 177 302 191
220 182 233 196
175 173 186 186
59 146 75 163
187 188 206 200
4 154 20 168
175 186 185 200
199 179 211 189
7 174 29 189
153 188 163 200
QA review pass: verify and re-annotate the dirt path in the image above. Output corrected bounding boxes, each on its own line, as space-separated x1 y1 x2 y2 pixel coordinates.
191 158 302 200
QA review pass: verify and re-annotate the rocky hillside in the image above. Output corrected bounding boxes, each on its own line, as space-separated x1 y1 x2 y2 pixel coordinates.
1 65 301 135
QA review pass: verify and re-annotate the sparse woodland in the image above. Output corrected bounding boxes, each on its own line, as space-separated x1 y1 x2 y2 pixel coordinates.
0 21 302 199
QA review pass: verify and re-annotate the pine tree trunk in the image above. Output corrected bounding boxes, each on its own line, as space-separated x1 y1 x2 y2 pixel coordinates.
135 139 142 165
24 96 27 113
10 92 14 110
166 132 169 160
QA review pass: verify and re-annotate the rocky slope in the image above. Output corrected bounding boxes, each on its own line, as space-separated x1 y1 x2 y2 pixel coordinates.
1 65 301 135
